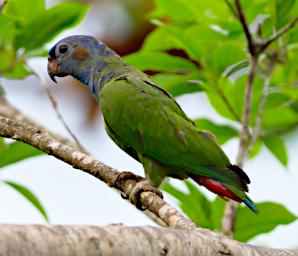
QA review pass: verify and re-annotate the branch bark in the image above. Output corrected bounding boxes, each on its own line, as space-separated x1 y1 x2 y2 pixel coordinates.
0 224 297 256
0 115 195 230
235 0 255 55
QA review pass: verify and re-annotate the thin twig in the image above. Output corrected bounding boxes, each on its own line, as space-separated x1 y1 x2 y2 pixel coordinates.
0 0 6 12
223 0 238 18
236 55 258 167
222 55 258 238
31 69 88 154
261 16 298 51
247 63 274 158
234 0 255 55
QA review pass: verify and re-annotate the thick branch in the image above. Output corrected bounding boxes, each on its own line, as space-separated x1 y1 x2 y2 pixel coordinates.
0 224 297 256
0 115 195 230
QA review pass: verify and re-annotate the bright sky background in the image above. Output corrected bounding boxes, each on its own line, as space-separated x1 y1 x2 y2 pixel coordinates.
0 0 297 249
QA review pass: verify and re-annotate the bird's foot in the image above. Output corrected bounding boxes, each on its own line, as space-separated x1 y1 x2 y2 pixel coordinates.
113 171 145 199
129 180 163 210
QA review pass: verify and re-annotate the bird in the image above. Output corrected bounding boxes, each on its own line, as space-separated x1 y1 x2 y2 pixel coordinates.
47 35 258 213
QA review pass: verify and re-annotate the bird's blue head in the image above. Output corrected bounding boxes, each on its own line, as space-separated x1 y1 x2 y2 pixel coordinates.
47 35 115 85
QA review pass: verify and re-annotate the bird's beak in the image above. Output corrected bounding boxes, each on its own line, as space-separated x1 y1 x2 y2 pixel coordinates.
47 57 58 83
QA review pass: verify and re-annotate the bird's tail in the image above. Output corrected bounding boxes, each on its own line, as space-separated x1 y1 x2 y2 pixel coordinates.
190 165 258 214
243 196 259 214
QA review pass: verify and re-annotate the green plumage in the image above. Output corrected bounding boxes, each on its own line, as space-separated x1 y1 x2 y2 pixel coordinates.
48 35 257 213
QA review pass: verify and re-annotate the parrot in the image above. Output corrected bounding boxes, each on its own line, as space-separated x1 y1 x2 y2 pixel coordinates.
47 35 258 213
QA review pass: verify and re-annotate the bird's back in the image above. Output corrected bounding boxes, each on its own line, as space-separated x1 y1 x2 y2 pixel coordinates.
99 66 230 178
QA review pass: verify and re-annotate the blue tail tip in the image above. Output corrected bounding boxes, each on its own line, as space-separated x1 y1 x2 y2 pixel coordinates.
243 198 259 214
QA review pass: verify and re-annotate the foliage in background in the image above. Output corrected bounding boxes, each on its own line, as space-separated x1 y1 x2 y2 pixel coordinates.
0 0 89 221
124 0 298 242
162 182 297 242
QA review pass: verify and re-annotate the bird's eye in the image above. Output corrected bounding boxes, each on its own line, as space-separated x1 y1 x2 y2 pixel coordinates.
59 45 68 54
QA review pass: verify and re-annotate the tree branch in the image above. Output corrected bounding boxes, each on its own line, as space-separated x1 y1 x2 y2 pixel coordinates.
0 224 297 256
0 0 6 12
261 16 298 51
234 0 255 55
236 54 258 167
0 115 195 230
222 5 298 237
224 0 238 19
247 62 274 157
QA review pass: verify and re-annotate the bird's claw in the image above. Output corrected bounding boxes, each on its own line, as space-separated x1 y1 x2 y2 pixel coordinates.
113 171 145 199
114 171 145 188
129 180 163 210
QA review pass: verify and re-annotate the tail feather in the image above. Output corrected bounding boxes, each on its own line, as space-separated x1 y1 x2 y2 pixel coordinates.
190 172 258 214
243 197 259 214
226 164 250 192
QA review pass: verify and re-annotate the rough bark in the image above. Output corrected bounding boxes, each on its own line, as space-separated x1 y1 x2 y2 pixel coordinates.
0 224 297 256
0 115 195 230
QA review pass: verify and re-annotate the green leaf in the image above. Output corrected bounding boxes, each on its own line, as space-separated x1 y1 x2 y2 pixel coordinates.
3 0 44 23
262 105 298 131
0 14 15 44
194 118 238 144
150 0 199 23
264 137 288 166
0 49 14 71
16 2 89 50
4 180 49 222
235 202 297 242
211 42 247 74
162 180 225 230
275 0 297 28
249 139 263 159
143 25 202 61
124 51 197 73
162 181 212 228
152 73 205 97
163 26 202 60
210 196 225 231
0 141 43 168
3 61 32 79
223 60 249 78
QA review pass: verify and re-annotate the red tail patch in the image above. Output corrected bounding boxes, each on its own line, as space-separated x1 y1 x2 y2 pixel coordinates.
192 176 242 202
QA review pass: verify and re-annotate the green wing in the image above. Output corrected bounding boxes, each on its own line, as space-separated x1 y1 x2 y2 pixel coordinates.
100 73 230 179
105 120 140 161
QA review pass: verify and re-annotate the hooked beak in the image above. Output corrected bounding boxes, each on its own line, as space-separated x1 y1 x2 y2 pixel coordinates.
47 56 58 83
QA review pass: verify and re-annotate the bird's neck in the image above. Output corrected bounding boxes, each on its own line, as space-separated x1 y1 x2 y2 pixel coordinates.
70 51 126 101
86 58 129 101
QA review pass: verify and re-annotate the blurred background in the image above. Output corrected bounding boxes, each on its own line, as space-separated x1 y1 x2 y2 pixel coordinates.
0 0 297 249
